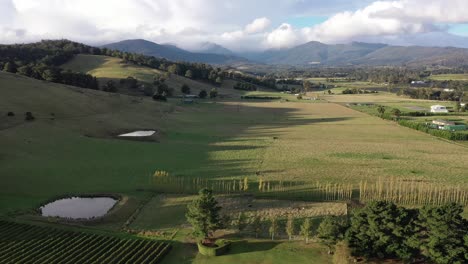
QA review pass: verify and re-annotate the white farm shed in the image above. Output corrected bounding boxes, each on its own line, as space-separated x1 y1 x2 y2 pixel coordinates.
430 105 449 113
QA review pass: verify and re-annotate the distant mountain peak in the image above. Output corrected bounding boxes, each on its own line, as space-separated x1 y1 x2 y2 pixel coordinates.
192 42 234 55
101 39 246 64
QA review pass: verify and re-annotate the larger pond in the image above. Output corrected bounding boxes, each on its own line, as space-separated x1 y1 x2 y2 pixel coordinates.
40 197 117 220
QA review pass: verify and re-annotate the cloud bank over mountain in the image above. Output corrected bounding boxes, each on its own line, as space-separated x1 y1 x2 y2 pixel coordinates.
1 0 468 51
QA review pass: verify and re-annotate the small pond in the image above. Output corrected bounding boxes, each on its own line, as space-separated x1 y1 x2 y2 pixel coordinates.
40 197 117 220
119 130 156 137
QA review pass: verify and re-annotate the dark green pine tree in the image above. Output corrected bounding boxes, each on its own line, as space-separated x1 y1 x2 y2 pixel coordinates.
409 203 468 264
346 201 418 261
186 189 222 241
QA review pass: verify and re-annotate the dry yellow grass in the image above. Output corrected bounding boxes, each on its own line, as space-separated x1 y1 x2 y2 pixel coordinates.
231 102 468 185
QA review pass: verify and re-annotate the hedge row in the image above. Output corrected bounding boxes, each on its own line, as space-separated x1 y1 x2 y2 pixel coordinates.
398 120 468 140
197 240 231 257
241 96 281 100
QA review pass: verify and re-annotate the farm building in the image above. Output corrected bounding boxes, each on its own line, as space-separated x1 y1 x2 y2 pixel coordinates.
430 105 449 113
410 81 430 87
432 120 455 126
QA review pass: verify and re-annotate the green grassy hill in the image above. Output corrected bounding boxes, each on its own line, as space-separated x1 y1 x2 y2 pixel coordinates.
61 54 246 97
0 71 286 215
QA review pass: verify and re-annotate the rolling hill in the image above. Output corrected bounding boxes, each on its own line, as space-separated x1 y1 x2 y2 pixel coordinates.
61 54 249 97
102 39 247 64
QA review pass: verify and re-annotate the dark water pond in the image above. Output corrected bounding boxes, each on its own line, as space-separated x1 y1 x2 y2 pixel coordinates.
40 197 117 219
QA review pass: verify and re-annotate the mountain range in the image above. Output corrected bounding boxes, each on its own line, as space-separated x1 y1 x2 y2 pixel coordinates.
103 39 468 67
102 39 246 65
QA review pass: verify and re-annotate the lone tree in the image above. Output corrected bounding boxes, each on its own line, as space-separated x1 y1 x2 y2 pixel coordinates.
181 84 191 94
233 212 248 233
269 216 278 241
215 76 223 85
25 112 35 121
286 215 295 241
250 215 262 238
198 90 208 99
185 70 193 79
300 218 312 244
186 189 222 242
210 88 218 99
103 80 117 93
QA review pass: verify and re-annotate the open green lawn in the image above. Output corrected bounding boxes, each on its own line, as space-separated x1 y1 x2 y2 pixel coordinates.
157 227 332 264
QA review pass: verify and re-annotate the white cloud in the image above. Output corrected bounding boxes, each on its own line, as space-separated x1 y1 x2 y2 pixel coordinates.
301 0 468 44
1 0 468 51
245 17 271 34
265 23 300 49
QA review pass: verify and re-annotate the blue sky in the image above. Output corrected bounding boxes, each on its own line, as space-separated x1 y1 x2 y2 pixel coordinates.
449 24 468 36
287 16 329 28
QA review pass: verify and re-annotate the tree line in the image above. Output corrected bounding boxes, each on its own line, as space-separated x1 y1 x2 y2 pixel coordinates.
0 40 99 89
187 189 468 263
0 39 278 93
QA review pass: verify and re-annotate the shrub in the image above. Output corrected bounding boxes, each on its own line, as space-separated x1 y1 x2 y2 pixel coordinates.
318 216 347 254
241 96 281 100
234 82 257 91
197 239 231 257
209 88 218 99
25 112 35 121
199 90 208 99
152 94 167 102
181 84 190 94
402 111 432 117
7 111 14 117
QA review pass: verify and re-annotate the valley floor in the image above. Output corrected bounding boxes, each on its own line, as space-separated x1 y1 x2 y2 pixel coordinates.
1 72 467 263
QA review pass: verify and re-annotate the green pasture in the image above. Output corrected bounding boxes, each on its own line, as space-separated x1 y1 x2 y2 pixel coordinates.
428 74 468 81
